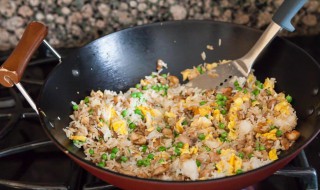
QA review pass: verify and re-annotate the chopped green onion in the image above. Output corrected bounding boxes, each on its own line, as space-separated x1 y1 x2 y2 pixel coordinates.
205 146 211 151
158 146 167 152
73 104 79 111
89 149 94 155
196 160 201 167
248 153 254 158
198 133 206 141
89 109 94 115
276 129 283 137
121 156 128 162
142 86 148 90
243 88 248 94
156 126 162 132
182 120 188 125
121 110 128 117
158 158 165 163
151 85 160 91
176 142 184 148
173 130 179 138
84 96 89 103
111 147 119 154
286 95 293 103
101 153 107 160
161 73 167 78
216 149 221 154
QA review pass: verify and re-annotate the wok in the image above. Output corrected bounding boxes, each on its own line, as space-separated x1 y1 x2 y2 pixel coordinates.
0 20 320 190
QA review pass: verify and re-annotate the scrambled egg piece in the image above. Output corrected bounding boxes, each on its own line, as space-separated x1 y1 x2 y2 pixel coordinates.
70 135 86 142
205 63 218 70
213 109 223 122
274 101 290 115
263 78 275 92
111 120 128 135
190 117 212 129
165 111 176 118
261 129 277 140
175 117 185 133
216 149 242 175
268 149 278 161
180 143 198 155
198 106 211 116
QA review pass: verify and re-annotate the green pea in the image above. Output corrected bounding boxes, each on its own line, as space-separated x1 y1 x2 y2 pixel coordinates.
156 126 162 132
174 147 181 156
101 153 107 160
238 152 244 159
199 101 207 106
161 73 167 78
73 104 79 111
121 156 128 162
121 110 128 117
220 132 228 138
196 160 201 167
89 149 94 155
158 146 166 152
252 89 260 96
110 153 116 160
205 146 211 151
236 169 243 174
198 133 206 141
182 120 188 125
286 95 293 103
142 86 148 90
147 153 154 160
216 149 221 154
84 96 89 103
111 147 119 154
276 129 283 137
158 158 165 163
129 122 137 130
259 145 265 151
234 80 239 87
236 87 242 91
243 88 248 94
98 161 105 167
218 122 225 129
220 109 227 115
270 125 277 130
176 142 184 148
135 84 141 88
137 160 144 167
134 109 143 116
141 145 148 152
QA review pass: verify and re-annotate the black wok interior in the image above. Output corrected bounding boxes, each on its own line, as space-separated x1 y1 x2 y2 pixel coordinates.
38 21 320 172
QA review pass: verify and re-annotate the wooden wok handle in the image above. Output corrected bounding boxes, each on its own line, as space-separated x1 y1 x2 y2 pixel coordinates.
0 21 48 87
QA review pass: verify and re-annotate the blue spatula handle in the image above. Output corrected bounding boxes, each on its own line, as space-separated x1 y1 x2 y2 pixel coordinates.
273 0 307 32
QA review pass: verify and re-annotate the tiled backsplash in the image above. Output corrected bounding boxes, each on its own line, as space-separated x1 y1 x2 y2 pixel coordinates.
0 0 319 51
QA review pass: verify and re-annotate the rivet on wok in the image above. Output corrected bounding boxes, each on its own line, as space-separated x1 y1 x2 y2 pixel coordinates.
306 107 314 116
312 88 318 96
72 69 80 77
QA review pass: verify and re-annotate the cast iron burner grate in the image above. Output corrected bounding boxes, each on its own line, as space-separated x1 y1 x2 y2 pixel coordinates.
0 41 318 190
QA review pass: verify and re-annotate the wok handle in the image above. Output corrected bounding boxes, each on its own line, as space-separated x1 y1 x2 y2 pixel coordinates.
0 21 48 87
273 0 307 32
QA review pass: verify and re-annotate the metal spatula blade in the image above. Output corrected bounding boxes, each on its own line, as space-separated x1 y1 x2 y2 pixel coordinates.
188 0 307 90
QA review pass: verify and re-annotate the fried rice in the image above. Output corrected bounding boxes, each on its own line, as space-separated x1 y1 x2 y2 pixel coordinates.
64 62 299 181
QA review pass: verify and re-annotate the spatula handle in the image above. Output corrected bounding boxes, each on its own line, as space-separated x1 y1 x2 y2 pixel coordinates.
0 21 48 87
273 0 308 32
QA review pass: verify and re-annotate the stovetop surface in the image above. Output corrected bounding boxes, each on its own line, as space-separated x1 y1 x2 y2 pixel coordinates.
0 35 319 190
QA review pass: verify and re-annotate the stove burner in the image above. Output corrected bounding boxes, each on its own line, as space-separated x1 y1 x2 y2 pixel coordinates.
0 39 319 190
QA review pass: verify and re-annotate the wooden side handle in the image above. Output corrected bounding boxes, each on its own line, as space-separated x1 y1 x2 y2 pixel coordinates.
0 21 48 87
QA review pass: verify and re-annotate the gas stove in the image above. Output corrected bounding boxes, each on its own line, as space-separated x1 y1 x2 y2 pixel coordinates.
0 36 319 190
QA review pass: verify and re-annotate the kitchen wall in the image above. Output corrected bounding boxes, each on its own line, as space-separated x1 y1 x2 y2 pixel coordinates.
0 0 319 51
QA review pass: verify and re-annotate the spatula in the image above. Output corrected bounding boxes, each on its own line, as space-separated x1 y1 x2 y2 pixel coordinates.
189 0 307 90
